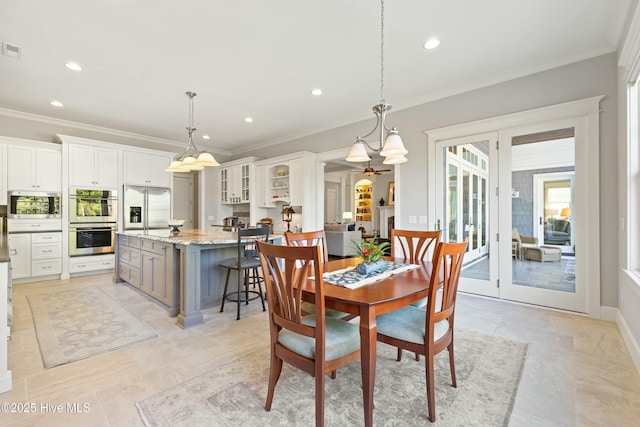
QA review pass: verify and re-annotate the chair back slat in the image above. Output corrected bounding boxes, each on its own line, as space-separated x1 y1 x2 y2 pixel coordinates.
285 230 329 272
391 229 441 263
257 241 326 342
425 240 467 339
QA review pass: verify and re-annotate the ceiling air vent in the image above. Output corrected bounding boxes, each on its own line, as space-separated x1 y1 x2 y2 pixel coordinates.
2 41 22 59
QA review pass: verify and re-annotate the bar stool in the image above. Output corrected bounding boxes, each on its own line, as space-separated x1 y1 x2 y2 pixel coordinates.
219 227 270 320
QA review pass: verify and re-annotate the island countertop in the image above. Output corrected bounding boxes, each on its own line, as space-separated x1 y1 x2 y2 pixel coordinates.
117 228 281 246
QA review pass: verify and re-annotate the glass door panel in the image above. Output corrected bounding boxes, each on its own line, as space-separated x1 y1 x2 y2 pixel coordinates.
435 132 498 297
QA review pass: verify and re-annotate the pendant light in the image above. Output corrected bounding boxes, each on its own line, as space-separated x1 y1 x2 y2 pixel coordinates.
166 91 219 172
346 0 408 164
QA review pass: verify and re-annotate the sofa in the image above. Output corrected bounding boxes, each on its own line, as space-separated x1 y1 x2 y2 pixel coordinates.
544 219 571 245
324 224 362 257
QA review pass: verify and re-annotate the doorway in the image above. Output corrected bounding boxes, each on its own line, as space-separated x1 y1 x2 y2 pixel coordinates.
173 173 197 229
427 97 602 315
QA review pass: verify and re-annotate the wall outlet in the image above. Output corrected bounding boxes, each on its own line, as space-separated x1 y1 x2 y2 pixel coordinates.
409 216 417 224
418 216 428 224
207 215 215 221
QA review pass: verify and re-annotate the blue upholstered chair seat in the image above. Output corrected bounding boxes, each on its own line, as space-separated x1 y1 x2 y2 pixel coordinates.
219 256 262 270
300 301 351 319
410 297 428 308
377 306 449 345
278 315 360 361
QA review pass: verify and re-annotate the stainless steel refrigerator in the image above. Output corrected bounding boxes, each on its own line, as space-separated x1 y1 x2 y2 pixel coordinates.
123 185 171 230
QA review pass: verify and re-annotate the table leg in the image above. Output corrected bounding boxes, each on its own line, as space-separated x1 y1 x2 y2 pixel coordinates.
360 307 376 427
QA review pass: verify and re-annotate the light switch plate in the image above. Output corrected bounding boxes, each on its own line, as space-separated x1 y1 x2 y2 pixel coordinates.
409 216 417 224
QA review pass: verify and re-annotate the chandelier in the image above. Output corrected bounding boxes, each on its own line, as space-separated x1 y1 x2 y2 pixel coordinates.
346 0 408 165
166 91 219 172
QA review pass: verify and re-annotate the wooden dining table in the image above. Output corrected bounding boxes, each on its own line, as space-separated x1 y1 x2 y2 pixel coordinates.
302 257 434 427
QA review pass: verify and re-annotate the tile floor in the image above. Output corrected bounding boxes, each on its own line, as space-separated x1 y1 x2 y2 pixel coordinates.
2 273 640 426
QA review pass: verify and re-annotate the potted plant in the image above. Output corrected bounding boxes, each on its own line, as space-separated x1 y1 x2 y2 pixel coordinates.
352 239 390 275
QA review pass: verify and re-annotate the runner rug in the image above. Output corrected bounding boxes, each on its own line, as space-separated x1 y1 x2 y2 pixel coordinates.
27 287 157 368
137 329 527 426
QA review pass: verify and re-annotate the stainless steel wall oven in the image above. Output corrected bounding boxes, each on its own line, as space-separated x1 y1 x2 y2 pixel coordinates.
69 188 117 223
68 188 118 256
68 223 116 257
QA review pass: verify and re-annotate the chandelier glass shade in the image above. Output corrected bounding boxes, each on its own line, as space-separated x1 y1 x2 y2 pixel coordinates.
166 91 219 172
346 0 408 165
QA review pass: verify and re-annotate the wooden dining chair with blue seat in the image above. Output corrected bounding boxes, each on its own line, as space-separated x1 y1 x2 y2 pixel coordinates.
390 228 441 361
256 240 362 427
219 227 270 320
285 230 354 321
375 239 468 423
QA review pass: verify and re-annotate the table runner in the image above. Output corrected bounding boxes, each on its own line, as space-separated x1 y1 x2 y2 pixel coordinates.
322 261 419 289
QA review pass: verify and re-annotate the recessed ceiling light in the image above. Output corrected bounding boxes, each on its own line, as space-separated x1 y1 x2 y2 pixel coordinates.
244 117 254 123
202 135 210 140
311 88 323 96
65 62 82 71
424 39 440 50
50 100 63 107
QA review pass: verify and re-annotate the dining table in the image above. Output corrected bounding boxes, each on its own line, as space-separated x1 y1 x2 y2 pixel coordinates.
302 256 434 427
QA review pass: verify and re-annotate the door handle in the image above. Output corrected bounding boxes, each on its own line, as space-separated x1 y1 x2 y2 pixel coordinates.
540 217 543 225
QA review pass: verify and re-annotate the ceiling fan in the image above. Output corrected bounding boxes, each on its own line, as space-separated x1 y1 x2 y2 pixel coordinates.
351 161 392 176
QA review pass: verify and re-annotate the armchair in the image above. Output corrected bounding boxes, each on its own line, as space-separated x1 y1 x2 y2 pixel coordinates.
512 228 538 260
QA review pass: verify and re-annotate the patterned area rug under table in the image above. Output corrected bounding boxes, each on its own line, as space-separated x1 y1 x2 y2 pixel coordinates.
27 287 158 369
136 329 527 427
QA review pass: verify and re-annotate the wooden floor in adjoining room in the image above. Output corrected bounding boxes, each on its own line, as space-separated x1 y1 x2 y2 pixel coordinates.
3 273 640 427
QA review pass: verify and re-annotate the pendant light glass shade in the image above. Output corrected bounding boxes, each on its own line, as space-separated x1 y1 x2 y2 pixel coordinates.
165 91 219 173
194 152 220 166
346 141 372 162
379 129 407 157
383 154 408 165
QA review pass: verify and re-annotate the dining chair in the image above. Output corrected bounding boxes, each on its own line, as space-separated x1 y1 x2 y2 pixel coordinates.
375 239 468 423
285 230 354 321
219 227 270 320
390 229 441 361
256 240 361 427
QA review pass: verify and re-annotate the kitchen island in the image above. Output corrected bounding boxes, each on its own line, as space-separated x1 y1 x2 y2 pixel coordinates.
115 229 281 328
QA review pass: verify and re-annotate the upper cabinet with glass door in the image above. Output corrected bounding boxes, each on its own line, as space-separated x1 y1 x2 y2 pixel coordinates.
219 160 255 204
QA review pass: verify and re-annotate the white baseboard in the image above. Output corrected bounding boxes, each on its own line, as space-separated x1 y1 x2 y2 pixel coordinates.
600 305 618 322
608 306 640 374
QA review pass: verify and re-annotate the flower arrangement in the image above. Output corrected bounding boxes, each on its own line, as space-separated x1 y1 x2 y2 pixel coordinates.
352 239 390 264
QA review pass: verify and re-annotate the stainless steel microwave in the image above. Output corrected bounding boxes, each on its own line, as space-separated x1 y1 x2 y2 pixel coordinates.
8 191 62 219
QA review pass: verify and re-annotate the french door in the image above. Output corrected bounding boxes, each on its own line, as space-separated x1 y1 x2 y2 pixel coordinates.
433 132 499 297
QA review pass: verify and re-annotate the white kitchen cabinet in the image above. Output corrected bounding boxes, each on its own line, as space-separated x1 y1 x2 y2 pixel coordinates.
8 232 62 280
8 144 61 191
123 150 172 187
254 165 270 207
8 234 30 279
0 144 6 205
69 143 118 188
220 163 251 204
254 152 321 232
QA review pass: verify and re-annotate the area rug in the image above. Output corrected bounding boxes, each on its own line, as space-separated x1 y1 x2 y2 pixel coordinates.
27 287 157 368
136 330 527 427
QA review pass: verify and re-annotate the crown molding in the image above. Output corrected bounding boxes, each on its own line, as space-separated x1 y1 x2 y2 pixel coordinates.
0 107 231 156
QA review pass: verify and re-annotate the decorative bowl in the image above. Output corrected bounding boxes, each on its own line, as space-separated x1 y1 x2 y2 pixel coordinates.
168 219 185 227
